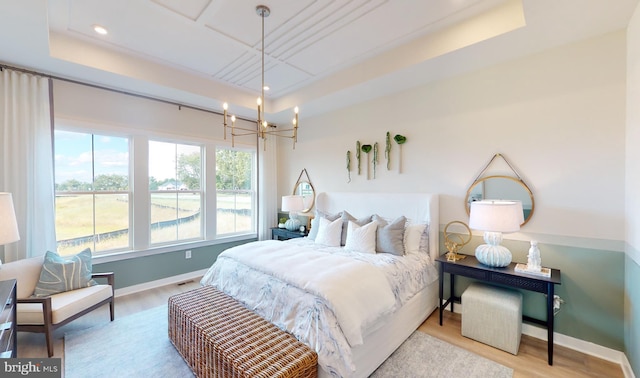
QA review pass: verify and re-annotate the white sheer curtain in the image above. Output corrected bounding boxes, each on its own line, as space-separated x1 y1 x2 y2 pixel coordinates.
0 68 56 261
257 134 277 240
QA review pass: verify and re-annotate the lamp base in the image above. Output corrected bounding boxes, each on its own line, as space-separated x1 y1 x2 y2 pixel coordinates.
285 218 301 231
475 244 512 267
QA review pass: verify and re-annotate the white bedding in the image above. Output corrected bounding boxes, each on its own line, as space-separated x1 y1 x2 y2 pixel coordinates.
201 237 438 377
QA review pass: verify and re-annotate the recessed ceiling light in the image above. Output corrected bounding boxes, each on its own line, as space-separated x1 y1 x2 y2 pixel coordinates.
263 85 270 91
93 25 108 35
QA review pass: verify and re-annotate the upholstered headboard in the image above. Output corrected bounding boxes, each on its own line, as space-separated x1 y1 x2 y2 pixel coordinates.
316 192 440 261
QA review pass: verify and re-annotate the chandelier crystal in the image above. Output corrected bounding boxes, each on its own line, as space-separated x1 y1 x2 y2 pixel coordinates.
223 5 299 149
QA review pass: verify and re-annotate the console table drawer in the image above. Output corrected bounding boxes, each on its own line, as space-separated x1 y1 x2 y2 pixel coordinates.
445 264 490 280
490 273 548 293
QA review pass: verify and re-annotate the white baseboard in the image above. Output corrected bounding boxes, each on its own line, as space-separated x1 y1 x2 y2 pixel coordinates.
114 269 208 297
447 305 635 377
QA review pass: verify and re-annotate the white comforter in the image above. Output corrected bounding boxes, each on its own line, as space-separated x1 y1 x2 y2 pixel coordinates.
200 238 438 377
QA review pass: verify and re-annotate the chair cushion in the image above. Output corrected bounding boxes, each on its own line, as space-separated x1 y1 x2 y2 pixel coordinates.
33 249 97 297
18 284 113 325
0 255 45 298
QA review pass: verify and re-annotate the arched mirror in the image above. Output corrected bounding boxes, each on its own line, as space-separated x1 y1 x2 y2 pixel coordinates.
293 168 315 213
465 154 535 226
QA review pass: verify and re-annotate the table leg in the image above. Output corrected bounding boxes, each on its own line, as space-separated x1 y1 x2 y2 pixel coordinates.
547 283 554 365
449 273 455 312
439 264 444 325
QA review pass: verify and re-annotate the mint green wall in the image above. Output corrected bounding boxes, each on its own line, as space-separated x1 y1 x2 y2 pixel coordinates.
92 239 254 289
625 254 640 372
441 236 625 350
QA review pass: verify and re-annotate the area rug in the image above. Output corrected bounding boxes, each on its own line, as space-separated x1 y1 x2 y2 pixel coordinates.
65 305 513 378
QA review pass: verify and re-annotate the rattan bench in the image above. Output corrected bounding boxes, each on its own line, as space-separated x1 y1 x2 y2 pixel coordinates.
168 285 318 378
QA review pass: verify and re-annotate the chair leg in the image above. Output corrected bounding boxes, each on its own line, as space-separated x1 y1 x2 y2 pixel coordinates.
45 327 54 357
109 299 115 321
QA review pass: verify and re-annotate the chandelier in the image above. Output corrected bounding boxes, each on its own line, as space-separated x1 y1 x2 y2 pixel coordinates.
223 5 299 149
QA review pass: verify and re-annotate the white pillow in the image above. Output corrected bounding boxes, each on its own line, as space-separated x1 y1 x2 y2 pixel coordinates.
404 223 427 255
315 216 343 247
345 221 378 254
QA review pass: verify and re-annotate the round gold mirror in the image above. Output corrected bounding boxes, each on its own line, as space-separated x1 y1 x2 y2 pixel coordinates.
293 180 315 213
465 175 534 225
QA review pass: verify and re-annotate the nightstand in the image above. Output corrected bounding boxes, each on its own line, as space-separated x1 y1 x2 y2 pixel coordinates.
271 227 308 240
0 279 17 358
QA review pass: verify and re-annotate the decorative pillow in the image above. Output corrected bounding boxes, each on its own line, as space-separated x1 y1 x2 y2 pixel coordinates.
373 215 407 256
33 249 97 297
341 211 372 246
404 223 427 255
419 223 431 256
345 221 378 254
315 217 343 247
308 210 342 240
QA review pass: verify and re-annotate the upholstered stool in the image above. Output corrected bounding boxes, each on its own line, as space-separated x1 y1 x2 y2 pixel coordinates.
461 282 523 355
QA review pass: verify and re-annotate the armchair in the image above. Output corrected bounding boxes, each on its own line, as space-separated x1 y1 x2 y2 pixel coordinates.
0 255 114 357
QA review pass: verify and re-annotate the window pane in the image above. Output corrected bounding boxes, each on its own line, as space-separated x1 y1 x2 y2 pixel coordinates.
216 147 254 236
56 194 95 255
94 135 129 191
54 131 93 192
177 144 201 190
150 192 178 244
94 194 130 252
217 191 253 234
178 192 201 239
149 141 176 189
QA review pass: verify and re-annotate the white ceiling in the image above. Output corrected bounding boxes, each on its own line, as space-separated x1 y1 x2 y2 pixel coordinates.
0 0 638 123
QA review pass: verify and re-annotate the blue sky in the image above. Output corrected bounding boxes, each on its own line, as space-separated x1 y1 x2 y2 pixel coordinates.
54 130 129 185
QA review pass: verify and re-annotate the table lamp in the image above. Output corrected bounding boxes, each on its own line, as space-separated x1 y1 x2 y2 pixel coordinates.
281 195 304 232
0 193 20 265
469 199 523 267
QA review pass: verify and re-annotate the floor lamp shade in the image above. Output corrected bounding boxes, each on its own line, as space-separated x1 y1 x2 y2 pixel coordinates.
0 193 20 246
469 200 523 267
282 195 304 231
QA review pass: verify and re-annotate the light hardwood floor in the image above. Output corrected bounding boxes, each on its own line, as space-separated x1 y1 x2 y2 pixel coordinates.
17 280 623 378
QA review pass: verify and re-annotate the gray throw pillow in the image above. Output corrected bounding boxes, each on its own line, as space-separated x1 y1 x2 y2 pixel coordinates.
341 211 372 246
33 248 97 297
373 215 407 256
308 210 342 240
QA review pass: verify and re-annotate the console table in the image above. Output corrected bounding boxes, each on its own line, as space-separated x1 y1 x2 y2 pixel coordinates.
436 254 561 365
0 279 17 358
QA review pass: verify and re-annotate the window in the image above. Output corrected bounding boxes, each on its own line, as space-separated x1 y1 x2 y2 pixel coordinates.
54 130 130 256
54 125 256 258
149 141 203 245
216 148 255 235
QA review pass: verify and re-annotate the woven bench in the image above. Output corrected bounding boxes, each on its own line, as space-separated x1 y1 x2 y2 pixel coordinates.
461 282 523 355
168 285 318 378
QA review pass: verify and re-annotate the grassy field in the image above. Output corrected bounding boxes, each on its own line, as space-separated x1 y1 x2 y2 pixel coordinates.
55 193 252 255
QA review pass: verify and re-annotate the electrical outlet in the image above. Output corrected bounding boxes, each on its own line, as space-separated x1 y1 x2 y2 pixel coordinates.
185 250 192 259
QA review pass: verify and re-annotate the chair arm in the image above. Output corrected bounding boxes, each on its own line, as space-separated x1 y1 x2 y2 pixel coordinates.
17 296 53 324
17 297 52 305
92 272 115 287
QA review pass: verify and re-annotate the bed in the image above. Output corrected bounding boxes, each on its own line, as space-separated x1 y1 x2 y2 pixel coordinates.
200 192 440 378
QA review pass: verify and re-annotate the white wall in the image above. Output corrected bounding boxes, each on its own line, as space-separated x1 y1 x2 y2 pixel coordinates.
627 3 640 265
279 31 626 247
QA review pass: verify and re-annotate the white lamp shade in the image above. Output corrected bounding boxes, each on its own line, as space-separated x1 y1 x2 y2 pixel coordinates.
281 195 304 213
0 193 20 245
469 200 524 233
